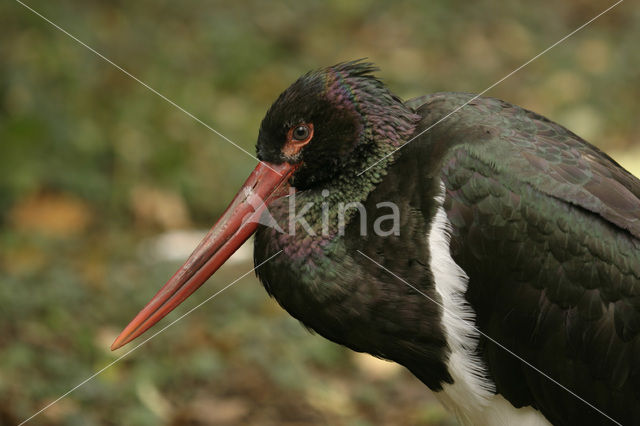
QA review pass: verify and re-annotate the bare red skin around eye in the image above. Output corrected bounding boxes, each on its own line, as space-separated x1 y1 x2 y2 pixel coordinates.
283 123 314 157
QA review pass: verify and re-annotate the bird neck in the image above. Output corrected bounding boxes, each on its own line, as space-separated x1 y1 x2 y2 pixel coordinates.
267 118 416 251
296 97 420 231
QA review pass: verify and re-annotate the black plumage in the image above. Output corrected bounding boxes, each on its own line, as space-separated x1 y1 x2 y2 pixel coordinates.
255 72 640 425
116 62 639 426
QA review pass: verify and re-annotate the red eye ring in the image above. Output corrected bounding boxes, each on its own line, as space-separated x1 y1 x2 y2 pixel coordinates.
284 122 314 156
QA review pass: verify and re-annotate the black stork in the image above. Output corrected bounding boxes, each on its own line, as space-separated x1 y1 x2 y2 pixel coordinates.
112 61 640 425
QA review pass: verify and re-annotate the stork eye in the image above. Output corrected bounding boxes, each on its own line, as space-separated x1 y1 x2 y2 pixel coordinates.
293 125 310 141
284 123 313 157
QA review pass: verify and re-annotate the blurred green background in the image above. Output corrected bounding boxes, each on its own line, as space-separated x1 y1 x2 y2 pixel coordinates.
1 0 639 424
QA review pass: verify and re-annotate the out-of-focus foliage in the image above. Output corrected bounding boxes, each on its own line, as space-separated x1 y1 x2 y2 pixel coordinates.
1 0 638 424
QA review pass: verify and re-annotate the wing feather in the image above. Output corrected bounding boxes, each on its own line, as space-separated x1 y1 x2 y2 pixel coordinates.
408 93 640 424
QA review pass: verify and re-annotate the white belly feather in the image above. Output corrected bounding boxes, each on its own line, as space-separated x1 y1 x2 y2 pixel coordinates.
428 184 550 426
